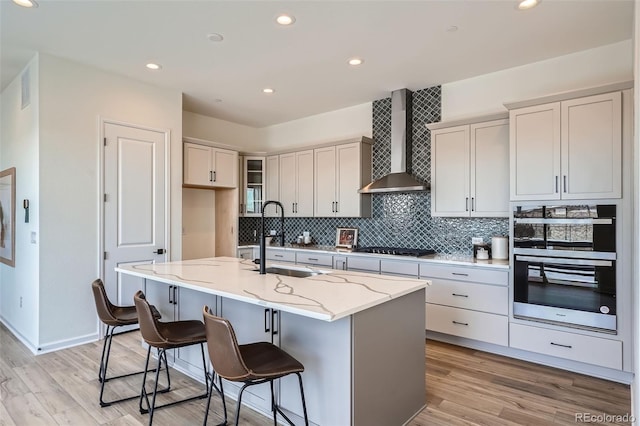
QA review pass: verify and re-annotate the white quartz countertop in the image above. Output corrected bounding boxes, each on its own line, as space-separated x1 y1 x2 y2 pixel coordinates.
116 257 429 322
238 244 510 269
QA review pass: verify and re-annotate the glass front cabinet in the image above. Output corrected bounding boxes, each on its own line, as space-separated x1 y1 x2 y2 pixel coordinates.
240 156 265 217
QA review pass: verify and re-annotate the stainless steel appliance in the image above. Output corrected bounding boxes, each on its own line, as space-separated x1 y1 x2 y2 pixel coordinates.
513 204 617 332
354 247 435 257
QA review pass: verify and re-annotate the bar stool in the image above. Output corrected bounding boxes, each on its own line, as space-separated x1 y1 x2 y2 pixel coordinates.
91 278 163 407
134 290 210 425
202 306 309 426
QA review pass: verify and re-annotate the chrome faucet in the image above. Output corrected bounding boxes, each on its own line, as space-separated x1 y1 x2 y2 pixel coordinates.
259 200 285 274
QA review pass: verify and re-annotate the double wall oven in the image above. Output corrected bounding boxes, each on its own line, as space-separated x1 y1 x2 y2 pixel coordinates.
513 204 617 333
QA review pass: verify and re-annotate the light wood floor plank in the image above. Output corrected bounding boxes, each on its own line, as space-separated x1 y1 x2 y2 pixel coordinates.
0 324 631 425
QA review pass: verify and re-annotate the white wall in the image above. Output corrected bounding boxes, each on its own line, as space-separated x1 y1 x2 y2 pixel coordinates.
0 53 184 352
442 40 633 121
260 102 372 151
183 111 260 151
0 55 40 348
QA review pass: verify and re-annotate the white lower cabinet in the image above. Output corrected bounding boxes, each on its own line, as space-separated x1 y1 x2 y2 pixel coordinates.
237 247 257 260
422 263 508 346
509 323 622 370
426 304 508 346
380 259 419 277
346 256 380 273
265 249 296 264
295 252 333 267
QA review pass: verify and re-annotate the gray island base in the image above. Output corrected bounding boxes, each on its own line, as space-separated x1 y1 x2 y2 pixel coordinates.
116 257 427 425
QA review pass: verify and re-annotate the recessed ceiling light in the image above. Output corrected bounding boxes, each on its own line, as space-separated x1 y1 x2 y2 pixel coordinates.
446 25 458 32
348 58 364 66
276 14 295 25
207 33 224 42
13 0 38 7
146 63 162 70
517 0 540 10
263 88 275 94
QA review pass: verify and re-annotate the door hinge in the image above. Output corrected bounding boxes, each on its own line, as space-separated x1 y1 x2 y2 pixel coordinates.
104 251 108 260
103 137 107 146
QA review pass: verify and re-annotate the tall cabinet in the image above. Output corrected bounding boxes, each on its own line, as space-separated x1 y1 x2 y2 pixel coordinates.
314 139 372 217
427 113 509 217
279 150 314 217
506 89 622 201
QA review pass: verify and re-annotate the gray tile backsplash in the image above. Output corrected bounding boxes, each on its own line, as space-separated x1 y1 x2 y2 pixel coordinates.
239 86 508 255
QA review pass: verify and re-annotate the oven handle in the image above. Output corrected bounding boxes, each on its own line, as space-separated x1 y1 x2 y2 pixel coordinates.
515 255 612 267
514 218 613 225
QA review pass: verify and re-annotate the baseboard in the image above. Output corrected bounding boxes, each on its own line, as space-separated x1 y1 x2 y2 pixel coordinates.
0 317 39 354
426 331 634 384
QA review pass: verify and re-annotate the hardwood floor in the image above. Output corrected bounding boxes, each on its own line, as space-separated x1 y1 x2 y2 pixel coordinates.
0 323 631 425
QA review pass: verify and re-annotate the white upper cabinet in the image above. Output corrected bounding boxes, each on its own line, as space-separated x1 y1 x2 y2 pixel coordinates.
314 141 372 218
280 150 314 217
183 142 238 188
264 155 280 217
429 115 509 217
509 90 622 201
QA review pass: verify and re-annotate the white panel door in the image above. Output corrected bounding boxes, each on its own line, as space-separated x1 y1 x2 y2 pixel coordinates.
510 103 561 201
295 150 314 217
561 92 622 199
470 119 509 217
314 146 336 217
104 122 167 306
336 142 360 217
431 125 469 216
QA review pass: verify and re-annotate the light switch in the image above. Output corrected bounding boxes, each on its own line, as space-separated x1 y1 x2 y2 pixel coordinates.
30 231 36 244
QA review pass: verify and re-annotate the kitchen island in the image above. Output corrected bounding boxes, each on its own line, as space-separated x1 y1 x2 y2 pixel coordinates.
116 256 429 426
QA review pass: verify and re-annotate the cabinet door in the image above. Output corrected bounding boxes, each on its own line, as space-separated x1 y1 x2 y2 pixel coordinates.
211 148 237 188
175 287 217 376
336 142 361 217
561 92 622 199
184 143 213 186
314 146 337 217
264 155 280 217
470 119 509 217
219 298 273 413
279 153 297 216
243 157 265 216
295 150 314 217
431 125 470 216
510 103 561 201
238 155 245 215
279 312 351 426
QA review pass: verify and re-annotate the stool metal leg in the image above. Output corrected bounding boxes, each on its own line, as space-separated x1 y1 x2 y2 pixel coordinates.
296 372 309 426
203 371 227 426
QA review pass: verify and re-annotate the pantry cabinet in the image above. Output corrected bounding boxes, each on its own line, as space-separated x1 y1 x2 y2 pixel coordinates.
314 140 372 218
279 150 314 217
428 114 509 217
508 90 622 201
183 142 237 188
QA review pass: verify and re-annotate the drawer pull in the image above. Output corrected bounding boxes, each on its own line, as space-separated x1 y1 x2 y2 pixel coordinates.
452 321 469 326
452 272 469 277
452 293 469 298
274 254 283 258
550 342 572 349
308 258 318 261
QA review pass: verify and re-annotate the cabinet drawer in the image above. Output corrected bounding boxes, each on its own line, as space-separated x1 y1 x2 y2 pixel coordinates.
296 252 333 267
510 323 622 370
426 279 507 315
380 259 419 277
266 250 296 263
346 256 380 273
420 263 508 286
426 304 508 346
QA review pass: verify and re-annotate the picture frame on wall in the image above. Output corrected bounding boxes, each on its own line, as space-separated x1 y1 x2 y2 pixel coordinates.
335 227 358 249
0 167 16 267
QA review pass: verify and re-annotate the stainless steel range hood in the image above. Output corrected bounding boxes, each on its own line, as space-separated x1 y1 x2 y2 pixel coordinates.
359 89 429 194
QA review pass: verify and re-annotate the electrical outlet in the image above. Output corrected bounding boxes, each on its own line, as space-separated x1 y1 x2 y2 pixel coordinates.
471 237 483 245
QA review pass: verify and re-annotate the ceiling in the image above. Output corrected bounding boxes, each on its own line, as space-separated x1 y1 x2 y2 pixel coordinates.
0 0 633 128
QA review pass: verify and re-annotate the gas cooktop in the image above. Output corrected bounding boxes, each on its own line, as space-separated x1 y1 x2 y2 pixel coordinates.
354 247 436 257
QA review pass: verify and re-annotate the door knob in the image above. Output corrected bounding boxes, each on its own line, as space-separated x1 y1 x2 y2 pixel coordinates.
153 249 165 255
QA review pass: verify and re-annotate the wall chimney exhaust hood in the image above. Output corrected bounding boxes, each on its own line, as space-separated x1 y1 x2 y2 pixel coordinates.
359 88 429 194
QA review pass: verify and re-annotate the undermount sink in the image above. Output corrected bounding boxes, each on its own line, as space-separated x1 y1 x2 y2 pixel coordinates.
256 266 329 278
